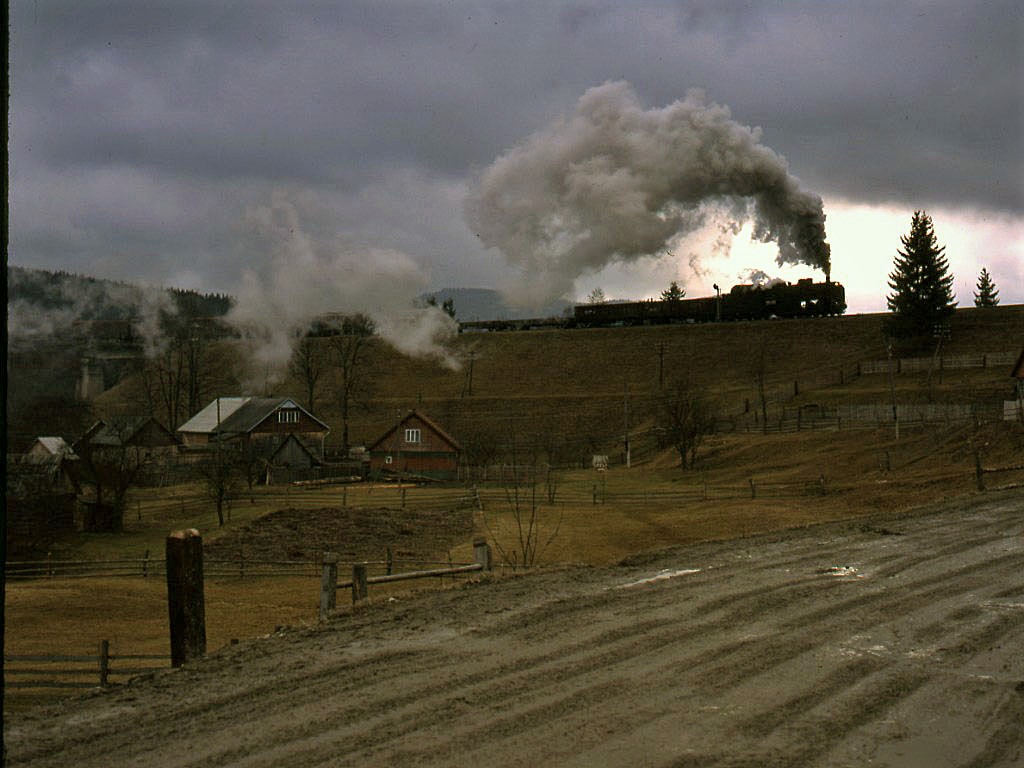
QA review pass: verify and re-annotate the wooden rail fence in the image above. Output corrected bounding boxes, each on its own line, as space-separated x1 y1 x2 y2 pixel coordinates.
5 640 169 691
319 540 493 619
974 454 1024 492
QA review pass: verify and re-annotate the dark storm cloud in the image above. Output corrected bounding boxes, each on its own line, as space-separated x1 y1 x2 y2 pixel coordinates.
8 0 1022 295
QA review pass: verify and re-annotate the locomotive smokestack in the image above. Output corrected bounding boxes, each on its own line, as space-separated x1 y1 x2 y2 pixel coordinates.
466 81 832 308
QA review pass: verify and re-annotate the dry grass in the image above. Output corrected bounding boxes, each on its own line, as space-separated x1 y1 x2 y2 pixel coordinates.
11 305 1022 710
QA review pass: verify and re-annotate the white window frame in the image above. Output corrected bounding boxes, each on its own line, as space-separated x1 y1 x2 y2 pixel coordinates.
404 428 421 444
277 409 300 424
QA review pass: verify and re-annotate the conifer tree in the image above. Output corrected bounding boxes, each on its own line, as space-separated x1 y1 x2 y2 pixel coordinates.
886 211 956 341
973 267 1000 307
660 281 686 301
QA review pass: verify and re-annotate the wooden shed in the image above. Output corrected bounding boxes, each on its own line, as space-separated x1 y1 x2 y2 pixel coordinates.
368 411 462 481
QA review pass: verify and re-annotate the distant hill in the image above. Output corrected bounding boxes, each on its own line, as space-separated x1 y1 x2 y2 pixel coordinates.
421 287 571 322
7 265 233 330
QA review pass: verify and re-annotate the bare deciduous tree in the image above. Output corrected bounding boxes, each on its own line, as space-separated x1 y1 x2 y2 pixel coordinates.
329 314 375 452
482 430 562 569
288 335 328 414
656 376 715 469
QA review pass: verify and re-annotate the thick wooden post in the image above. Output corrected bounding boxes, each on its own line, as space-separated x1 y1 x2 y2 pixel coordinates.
474 538 492 571
166 529 206 667
974 451 985 492
98 639 110 687
749 479 757 499
320 552 339 620
352 563 369 603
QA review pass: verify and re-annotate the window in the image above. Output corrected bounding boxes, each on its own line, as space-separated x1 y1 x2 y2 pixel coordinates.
277 409 300 424
404 428 421 444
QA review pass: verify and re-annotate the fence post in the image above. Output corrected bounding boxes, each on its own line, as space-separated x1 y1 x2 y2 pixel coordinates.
142 549 150 577
320 552 339 620
386 547 394 576
352 563 368 603
166 529 207 668
474 538 493 572
819 475 827 495
974 451 985 492
749 479 757 499
99 639 110 687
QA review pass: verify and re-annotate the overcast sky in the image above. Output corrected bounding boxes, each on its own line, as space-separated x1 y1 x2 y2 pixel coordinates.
9 1 1023 314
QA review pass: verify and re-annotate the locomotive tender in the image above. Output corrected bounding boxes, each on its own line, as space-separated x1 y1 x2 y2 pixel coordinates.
459 278 845 332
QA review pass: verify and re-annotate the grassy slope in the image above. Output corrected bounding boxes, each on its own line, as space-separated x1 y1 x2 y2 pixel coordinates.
8 306 1021 705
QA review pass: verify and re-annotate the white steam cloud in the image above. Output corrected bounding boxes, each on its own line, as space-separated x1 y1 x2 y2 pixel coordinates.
465 81 831 308
227 193 458 382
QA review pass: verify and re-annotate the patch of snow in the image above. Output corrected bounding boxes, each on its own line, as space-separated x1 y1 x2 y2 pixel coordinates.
820 565 863 578
613 568 701 589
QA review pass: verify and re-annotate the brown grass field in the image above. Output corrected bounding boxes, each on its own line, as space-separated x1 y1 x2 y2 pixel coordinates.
5 305 1023 711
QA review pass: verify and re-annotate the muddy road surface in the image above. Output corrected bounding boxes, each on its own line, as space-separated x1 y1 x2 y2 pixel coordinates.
6 491 1023 767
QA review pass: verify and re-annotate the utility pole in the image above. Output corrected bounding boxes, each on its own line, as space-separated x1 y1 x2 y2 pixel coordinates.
624 382 631 469
462 351 476 398
887 342 900 441
714 283 722 322
656 343 666 389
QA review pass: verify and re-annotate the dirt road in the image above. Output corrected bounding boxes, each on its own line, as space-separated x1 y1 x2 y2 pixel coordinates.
6 491 1023 767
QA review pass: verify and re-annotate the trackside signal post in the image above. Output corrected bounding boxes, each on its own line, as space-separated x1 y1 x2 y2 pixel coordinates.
166 528 207 667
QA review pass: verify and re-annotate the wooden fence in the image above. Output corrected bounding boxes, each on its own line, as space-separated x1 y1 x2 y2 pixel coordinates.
974 455 1024 492
4 552 484 581
319 540 492 619
5 640 169 691
859 351 1018 375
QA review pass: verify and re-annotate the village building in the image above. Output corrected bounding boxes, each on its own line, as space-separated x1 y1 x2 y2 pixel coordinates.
26 436 76 461
367 411 462 481
177 396 331 466
7 443 82 554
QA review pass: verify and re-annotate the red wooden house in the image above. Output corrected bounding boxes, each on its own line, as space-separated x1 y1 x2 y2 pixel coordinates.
368 411 462 481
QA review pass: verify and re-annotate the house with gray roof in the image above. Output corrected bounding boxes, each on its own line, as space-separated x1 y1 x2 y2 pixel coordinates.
178 396 331 462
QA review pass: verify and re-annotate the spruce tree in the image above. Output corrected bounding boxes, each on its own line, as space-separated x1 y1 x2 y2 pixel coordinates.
886 211 956 342
973 267 1000 307
661 281 686 301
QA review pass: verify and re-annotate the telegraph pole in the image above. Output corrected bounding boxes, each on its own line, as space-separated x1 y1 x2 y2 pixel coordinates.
624 382 631 469
462 351 476 398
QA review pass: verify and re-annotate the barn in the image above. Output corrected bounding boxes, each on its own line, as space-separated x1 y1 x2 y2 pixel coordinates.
367 411 462 481
177 397 331 462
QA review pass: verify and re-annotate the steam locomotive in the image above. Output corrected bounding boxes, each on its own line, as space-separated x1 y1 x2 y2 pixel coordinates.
459 278 845 332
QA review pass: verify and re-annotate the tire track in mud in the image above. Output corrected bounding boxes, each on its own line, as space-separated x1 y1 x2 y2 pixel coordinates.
6 496 1023 767
192 520 1023 766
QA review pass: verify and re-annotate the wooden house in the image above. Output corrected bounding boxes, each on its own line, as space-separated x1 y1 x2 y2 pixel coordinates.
368 411 462 481
177 396 331 463
6 451 81 554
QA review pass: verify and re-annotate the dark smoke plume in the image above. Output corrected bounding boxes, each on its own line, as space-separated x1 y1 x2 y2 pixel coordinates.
466 81 830 307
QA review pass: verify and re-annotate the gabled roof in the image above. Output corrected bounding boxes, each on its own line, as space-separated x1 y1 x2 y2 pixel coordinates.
86 417 178 447
368 410 463 452
177 397 251 433
178 397 330 435
270 433 322 465
32 437 72 456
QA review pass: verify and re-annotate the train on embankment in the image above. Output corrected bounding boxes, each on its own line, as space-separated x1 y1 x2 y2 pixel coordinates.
459 278 846 332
